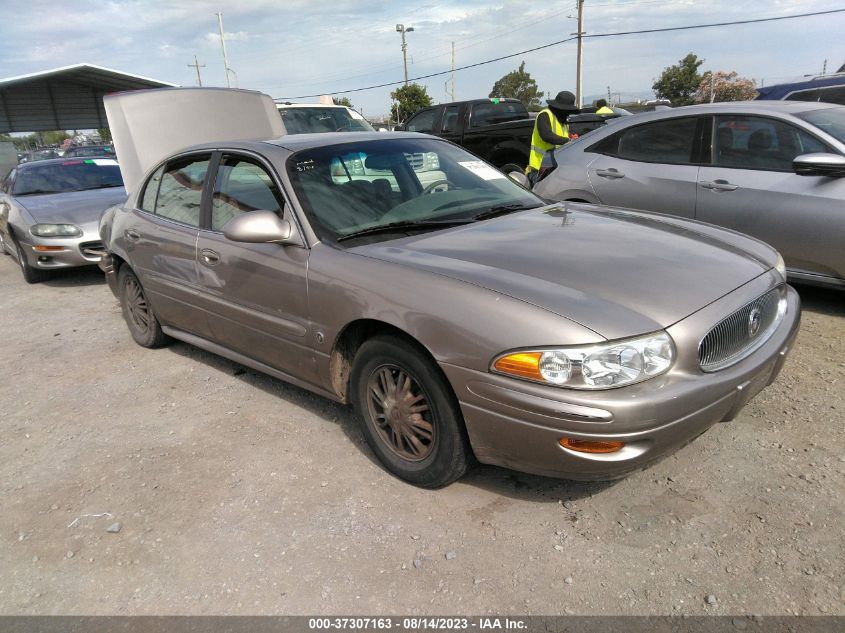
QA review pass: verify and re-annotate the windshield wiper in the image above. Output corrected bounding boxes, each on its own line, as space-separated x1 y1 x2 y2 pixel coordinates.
70 184 124 192
336 219 472 243
471 203 541 221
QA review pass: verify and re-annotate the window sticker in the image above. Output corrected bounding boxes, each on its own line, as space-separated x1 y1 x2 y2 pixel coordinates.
458 160 505 180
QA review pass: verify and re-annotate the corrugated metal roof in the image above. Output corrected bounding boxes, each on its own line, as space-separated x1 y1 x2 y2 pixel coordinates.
0 63 176 133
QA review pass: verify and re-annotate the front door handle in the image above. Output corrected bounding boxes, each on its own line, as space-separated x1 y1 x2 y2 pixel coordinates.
124 229 140 242
595 168 625 179
699 180 739 192
200 248 220 266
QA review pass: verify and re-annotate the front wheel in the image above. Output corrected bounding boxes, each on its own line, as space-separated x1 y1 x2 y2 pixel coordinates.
118 266 171 348
13 238 49 284
350 335 472 488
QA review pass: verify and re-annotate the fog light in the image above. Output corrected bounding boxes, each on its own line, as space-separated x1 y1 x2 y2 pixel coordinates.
559 437 625 454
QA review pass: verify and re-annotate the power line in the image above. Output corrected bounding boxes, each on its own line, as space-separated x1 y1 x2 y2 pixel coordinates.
274 7 845 100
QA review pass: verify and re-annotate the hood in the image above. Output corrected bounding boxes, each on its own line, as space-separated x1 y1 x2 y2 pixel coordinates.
105 87 285 195
15 187 127 225
351 205 772 340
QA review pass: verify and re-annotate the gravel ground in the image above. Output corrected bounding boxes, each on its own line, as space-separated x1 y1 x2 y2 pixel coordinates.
0 255 843 616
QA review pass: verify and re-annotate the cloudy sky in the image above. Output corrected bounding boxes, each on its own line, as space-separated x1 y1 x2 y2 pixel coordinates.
1 0 843 118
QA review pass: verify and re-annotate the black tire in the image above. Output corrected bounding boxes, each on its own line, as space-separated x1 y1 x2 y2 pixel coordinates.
350 334 472 488
499 162 525 176
11 237 49 284
118 266 170 348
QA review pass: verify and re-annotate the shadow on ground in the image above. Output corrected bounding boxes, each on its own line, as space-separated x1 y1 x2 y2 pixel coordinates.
163 340 614 503
793 283 845 317
41 266 106 288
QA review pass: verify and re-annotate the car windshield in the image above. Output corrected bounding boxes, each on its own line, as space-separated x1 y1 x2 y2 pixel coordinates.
288 138 543 243
279 107 374 134
796 107 845 144
13 159 124 196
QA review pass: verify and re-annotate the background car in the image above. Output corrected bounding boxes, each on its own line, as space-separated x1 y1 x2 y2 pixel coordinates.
100 87 799 488
63 144 116 158
534 101 845 289
276 102 374 133
0 157 126 282
756 72 845 106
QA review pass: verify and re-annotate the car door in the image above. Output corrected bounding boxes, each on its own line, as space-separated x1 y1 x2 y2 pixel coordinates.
695 113 845 282
124 153 213 337
437 104 463 145
0 168 15 248
586 116 703 218
194 152 315 383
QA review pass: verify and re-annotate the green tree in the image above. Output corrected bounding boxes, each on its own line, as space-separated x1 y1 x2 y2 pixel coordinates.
41 130 70 146
97 127 113 142
694 71 757 103
489 61 544 111
652 53 704 106
390 83 432 124
333 96 354 109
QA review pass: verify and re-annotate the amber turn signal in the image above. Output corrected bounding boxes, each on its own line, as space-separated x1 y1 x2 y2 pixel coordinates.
559 437 625 454
32 245 65 252
493 352 544 381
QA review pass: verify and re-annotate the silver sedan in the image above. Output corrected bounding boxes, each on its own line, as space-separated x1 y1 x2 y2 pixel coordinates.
0 158 127 283
534 101 845 289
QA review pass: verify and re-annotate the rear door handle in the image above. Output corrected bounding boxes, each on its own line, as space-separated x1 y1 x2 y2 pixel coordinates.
124 229 140 242
200 248 220 266
699 180 738 192
595 168 625 179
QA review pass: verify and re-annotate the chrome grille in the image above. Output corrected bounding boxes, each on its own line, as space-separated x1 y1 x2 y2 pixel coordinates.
404 152 425 170
79 240 106 259
698 286 785 372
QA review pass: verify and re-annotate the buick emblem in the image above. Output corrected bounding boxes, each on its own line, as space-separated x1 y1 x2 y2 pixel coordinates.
748 307 762 337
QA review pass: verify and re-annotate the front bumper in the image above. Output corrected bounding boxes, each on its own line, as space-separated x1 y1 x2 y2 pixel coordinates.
441 278 801 480
18 230 105 270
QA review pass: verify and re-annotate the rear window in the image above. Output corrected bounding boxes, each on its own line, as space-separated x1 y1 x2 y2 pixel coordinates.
278 107 374 134
469 101 529 128
795 107 845 144
786 86 845 106
13 159 124 196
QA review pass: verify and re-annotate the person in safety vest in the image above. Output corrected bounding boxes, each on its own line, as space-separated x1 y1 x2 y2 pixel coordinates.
595 99 614 115
526 90 579 184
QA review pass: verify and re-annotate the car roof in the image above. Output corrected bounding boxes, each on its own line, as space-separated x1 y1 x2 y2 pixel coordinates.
608 100 841 124
276 103 351 109
180 131 435 154
15 157 119 170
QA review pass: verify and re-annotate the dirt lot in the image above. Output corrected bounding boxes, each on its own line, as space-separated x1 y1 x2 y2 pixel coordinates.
0 255 843 616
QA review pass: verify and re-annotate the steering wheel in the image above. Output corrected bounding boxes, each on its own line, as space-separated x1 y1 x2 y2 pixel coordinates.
420 179 455 195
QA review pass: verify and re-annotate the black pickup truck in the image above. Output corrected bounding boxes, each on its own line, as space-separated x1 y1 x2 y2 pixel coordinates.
398 98 534 169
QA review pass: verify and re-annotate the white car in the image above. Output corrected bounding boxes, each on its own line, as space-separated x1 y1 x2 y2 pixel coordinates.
276 102 374 134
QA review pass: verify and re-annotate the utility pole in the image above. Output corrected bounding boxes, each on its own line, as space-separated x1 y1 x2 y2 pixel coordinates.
217 12 232 88
188 55 206 87
709 72 715 103
607 85 611 104
396 24 414 86
451 41 456 101
822 58 827 75
574 0 585 108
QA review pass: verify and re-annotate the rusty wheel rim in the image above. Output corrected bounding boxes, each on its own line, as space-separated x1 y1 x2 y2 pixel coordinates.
366 364 435 462
124 276 150 333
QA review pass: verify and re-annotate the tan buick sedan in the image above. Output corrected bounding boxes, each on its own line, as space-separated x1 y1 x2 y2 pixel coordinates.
99 89 800 488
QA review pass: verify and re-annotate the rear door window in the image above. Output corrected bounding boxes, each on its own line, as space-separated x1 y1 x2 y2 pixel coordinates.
139 166 164 212
596 117 699 164
155 155 211 227
440 106 460 133
469 101 528 128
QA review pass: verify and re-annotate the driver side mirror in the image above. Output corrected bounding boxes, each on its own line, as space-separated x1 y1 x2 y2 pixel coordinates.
792 153 845 177
507 170 531 189
223 210 302 246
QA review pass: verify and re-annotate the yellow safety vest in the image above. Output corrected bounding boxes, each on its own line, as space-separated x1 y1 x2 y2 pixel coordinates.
596 106 614 115
527 108 569 172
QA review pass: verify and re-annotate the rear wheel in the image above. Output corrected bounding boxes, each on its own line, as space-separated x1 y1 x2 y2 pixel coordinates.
350 335 472 488
118 266 170 348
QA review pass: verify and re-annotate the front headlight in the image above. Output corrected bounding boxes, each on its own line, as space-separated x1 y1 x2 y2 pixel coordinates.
31 223 82 238
774 253 786 280
492 332 675 390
